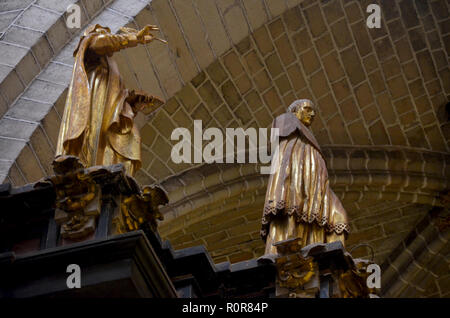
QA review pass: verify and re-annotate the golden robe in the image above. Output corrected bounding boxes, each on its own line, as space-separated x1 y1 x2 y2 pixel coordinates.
56 26 149 176
261 113 350 255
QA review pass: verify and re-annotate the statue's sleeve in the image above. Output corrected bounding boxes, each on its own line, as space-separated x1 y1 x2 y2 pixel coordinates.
88 33 140 56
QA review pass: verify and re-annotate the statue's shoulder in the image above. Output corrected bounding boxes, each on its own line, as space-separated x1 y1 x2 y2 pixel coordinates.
273 113 301 137
273 113 323 155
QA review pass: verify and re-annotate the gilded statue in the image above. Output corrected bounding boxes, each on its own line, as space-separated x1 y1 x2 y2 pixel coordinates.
56 24 165 176
261 99 350 256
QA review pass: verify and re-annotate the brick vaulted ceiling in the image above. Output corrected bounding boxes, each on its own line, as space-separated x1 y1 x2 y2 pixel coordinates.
0 0 449 297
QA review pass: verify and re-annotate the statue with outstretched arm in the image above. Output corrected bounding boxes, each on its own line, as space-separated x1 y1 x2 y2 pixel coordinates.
56 24 165 176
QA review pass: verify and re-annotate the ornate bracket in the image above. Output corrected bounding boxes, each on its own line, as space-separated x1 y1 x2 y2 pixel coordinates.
273 239 379 298
114 185 168 234
46 156 101 240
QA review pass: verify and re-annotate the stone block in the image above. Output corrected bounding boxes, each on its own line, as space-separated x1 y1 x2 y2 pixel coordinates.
328 114 351 144
15 53 40 86
394 38 413 63
244 50 263 74
344 2 363 24
348 120 370 144
147 157 172 181
33 36 55 68
274 34 296 66
386 125 406 146
263 87 282 113
29 126 54 175
81 0 103 18
399 0 420 28
300 49 320 75
416 51 437 82
268 18 284 39
387 76 408 99
7 163 26 186
304 4 327 37
322 0 344 24
362 105 380 125
0 70 25 105
408 27 427 52
355 82 374 108
214 104 233 127
286 64 306 92
196 0 230 56
265 0 286 18
192 103 212 124
16 144 45 183
198 80 223 108
46 17 71 53
331 19 352 48
265 52 284 78
381 57 401 80
351 22 372 57
234 103 252 125
2 26 42 48
309 70 329 99
253 26 274 56
404 125 429 148
376 92 396 125
172 0 214 69
254 107 272 127
16 5 59 32
236 37 252 55
152 109 177 139
368 71 386 94
22 79 66 104
282 6 303 32
0 117 38 141
38 61 72 85
374 37 395 62
221 80 240 110
369 120 390 145
232 74 251 95
223 51 244 78
340 46 366 85
244 90 263 112
292 28 312 53
274 74 292 96
331 78 351 102
243 0 268 30
0 42 28 67
41 106 61 148
340 97 360 122
152 0 197 82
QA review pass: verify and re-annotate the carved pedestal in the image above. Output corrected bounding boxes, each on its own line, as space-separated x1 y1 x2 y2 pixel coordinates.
273 239 379 298
37 155 168 245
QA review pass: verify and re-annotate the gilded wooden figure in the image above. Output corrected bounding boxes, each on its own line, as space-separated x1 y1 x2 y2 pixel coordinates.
261 99 350 256
56 24 165 176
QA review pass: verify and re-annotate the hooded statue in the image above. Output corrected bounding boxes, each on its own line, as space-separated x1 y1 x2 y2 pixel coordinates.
56 24 164 176
261 99 350 256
